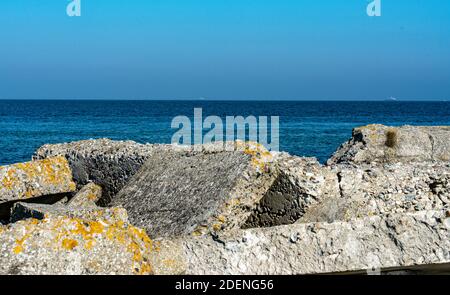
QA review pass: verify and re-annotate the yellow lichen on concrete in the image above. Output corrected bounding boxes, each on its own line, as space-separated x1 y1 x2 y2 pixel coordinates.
5 211 154 275
87 193 98 201
68 183 103 207
1 169 17 190
62 238 78 250
0 156 76 200
236 141 273 172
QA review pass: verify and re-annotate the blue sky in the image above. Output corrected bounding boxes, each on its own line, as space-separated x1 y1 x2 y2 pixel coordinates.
0 0 449 100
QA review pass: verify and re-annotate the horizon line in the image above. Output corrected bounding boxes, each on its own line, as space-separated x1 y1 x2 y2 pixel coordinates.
0 98 449 102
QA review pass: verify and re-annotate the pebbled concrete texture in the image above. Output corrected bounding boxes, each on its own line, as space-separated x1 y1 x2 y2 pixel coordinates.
112 142 278 238
34 139 157 205
298 161 450 223
243 153 340 227
151 210 450 275
328 125 450 165
0 156 76 203
0 205 153 275
67 182 103 208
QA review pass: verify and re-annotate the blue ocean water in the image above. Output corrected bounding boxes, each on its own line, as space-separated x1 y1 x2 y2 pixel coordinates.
1 100 450 166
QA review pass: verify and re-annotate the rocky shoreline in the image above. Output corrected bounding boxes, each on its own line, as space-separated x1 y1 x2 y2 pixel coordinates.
1 124 449 275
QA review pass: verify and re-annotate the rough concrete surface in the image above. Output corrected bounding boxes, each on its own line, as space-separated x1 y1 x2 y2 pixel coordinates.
112 142 277 237
0 206 153 275
34 139 156 205
328 125 450 165
68 182 103 208
243 153 340 227
299 162 450 223
0 157 76 203
152 210 450 275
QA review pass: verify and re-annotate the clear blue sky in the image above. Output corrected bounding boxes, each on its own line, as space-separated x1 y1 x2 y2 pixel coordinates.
0 0 449 100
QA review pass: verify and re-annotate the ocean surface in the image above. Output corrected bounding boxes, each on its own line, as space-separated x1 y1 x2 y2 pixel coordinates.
1 100 450 166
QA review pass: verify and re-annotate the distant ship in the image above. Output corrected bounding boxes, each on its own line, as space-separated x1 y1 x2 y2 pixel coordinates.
384 96 398 101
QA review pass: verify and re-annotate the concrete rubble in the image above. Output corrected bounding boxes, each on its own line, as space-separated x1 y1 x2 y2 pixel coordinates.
0 124 449 275
111 142 277 237
0 206 153 275
328 125 450 165
0 156 76 203
300 162 450 223
67 182 103 208
150 210 450 275
34 139 156 205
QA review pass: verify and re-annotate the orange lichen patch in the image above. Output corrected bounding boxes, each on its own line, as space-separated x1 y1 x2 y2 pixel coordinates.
139 262 152 275
236 141 273 172
217 215 226 223
13 245 23 254
0 156 76 199
87 193 98 201
11 220 35 255
12 220 38 254
85 239 95 250
1 169 17 190
62 238 78 250
6 211 153 274
30 218 40 225
104 221 153 274
40 157 76 190
212 223 222 231
68 183 102 207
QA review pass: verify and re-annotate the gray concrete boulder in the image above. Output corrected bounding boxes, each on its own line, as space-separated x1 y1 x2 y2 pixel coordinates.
328 125 450 165
0 157 76 204
34 139 158 205
111 142 278 238
151 210 450 275
299 162 450 223
111 143 341 238
243 153 340 228
0 204 153 275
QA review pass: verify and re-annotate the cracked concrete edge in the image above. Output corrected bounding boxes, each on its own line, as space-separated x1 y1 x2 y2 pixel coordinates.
67 183 103 208
150 209 450 275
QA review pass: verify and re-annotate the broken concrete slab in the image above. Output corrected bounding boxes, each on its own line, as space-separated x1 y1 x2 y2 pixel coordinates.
242 153 340 228
328 125 450 165
0 157 76 203
112 142 277 238
33 139 157 205
299 162 450 223
67 182 102 208
0 205 152 275
151 210 450 275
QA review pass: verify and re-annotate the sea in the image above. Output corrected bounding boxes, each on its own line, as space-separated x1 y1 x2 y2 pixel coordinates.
1 100 449 166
